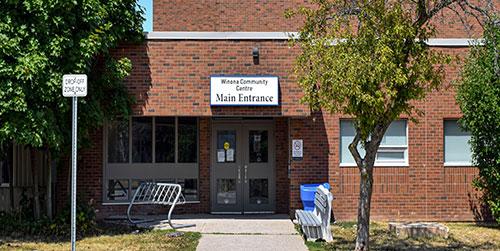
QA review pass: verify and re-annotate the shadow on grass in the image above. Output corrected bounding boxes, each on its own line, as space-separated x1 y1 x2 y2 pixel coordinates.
0 221 202 251
300 222 500 251
0 220 147 244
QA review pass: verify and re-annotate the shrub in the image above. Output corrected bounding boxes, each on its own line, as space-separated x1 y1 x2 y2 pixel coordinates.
0 199 98 239
457 22 500 223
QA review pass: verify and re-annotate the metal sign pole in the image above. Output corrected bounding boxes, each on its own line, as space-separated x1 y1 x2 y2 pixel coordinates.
62 74 87 251
71 96 78 251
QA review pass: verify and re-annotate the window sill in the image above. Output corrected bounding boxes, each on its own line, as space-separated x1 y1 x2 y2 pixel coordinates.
102 200 201 206
339 162 409 167
0 183 10 188
444 162 473 167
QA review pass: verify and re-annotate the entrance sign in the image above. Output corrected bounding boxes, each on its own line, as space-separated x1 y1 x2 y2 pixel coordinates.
63 74 87 251
210 75 279 106
63 74 88 97
292 139 303 160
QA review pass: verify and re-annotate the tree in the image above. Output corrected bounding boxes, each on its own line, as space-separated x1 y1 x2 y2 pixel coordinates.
457 20 500 223
0 0 144 217
289 0 482 249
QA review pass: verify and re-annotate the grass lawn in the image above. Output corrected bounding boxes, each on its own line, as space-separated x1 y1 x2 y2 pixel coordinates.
0 230 201 251
304 222 500 250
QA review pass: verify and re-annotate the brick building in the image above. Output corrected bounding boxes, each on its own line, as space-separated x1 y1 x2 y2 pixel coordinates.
52 1 490 221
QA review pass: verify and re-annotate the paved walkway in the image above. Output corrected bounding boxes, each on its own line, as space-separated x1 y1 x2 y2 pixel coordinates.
137 214 308 251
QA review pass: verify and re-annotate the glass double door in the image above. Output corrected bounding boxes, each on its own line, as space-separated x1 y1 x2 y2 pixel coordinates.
211 121 275 213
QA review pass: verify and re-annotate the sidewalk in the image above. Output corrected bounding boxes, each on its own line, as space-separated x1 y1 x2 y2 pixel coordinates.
193 214 307 251
138 214 308 251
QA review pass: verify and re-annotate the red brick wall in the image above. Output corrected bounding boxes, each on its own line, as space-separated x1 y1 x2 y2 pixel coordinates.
153 0 306 32
275 117 290 214
111 41 308 117
152 0 492 37
288 112 331 215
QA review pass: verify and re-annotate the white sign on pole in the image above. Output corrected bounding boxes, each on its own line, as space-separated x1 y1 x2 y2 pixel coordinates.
210 75 279 106
63 74 87 251
63 74 88 97
292 139 303 160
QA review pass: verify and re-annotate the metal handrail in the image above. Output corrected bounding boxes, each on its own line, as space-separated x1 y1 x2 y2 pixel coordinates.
127 182 195 230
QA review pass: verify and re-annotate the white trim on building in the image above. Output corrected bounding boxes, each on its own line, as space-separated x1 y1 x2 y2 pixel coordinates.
145 32 483 47
146 31 296 40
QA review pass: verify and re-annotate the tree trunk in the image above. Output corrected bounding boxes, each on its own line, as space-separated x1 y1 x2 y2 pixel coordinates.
355 164 374 251
348 123 390 251
30 148 41 220
46 148 52 220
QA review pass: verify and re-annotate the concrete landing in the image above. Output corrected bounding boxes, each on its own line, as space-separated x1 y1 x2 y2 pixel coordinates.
107 214 308 251
191 214 307 251
141 214 298 235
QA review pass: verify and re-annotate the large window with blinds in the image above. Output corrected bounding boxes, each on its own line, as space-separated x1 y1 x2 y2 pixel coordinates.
105 117 199 203
340 120 408 166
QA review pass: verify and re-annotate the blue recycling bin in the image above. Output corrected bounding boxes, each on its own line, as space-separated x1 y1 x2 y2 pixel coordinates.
300 183 330 211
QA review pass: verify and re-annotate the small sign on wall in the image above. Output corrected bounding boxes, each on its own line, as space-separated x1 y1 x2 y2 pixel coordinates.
292 139 303 160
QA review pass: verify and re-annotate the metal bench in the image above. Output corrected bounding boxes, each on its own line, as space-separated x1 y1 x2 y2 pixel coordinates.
295 184 334 242
127 182 195 230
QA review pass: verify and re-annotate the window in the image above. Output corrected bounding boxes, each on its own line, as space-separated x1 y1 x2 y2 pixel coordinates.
340 120 408 166
0 142 12 186
377 120 408 164
107 179 129 201
107 120 129 163
155 117 175 163
444 120 472 166
217 130 236 163
249 130 268 163
132 117 153 163
105 117 199 202
178 117 198 163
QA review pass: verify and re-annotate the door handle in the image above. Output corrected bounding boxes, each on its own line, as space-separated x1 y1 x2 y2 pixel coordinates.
238 166 241 183
244 165 248 183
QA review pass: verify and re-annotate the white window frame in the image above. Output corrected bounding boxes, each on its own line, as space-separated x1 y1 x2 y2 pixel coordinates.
339 120 409 167
443 119 473 167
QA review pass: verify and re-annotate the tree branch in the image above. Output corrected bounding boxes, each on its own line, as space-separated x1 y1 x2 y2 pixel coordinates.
428 0 457 20
349 127 364 168
446 4 474 36
415 0 458 27
459 0 496 25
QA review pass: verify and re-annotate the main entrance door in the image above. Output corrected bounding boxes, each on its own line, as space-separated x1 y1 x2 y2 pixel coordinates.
211 120 275 213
